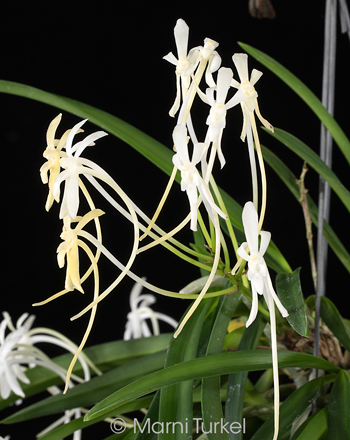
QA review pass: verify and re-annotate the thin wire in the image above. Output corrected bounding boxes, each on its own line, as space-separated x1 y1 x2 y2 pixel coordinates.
339 0 350 40
314 0 337 376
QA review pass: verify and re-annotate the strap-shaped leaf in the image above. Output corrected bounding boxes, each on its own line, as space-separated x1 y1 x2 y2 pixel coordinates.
2 350 166 424
262 145 350 273
251 375 334 440
158 299 214 440
328 370 350 440
84 350 340 422
267 128 350 213
290 407 328 440
202 292 242 440
39 395 154 440
0 334 171 411
225 314 266 440
306 295 350 353
238 43 350 165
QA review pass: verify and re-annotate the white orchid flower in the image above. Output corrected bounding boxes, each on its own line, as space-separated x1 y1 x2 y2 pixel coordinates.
0 312 100 439
53 119 108 220
195 67 242 168
237 201 289 440
163 19 200 117
124 279 178 340
172 124 227 230
231 53 273 141
0 313 35 399
200 38 221 87
237 201 288 326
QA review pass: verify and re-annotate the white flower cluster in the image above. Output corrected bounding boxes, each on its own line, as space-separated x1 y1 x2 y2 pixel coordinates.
0 312 98 439
163 19 274 233
35 26 289 440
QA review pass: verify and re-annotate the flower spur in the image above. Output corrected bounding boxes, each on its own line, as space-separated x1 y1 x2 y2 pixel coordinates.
237 201 288 440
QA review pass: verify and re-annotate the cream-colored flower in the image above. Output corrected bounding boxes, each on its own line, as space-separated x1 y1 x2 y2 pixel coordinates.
57 210 104 293
40 114 63 211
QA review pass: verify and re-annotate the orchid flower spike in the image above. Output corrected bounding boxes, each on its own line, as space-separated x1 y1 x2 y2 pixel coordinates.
163 19 200 117
53 119 108 220
172 124 227 230
124 279 178 340
237 202 288 327
231 53 273 141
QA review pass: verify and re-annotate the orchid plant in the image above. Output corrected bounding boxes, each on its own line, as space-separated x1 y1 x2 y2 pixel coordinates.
1 14 350 440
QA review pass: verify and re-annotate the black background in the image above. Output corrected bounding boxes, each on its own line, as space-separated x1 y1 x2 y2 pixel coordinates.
1 1 349 438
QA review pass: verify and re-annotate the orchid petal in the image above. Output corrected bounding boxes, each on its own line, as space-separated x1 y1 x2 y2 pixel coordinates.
216 67 233 104
246 283 259 327
46 114 62 148
172 124 189 163
163 52 178 66
259 230 271 256
250 68 263 86
237 242 250 262
65 119 88 156
232 53 249 82
73 131 108 157
174 19 189 59
242 201 259 252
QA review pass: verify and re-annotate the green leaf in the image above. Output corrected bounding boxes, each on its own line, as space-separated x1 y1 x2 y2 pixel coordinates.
291 407 328 440
320 297 350 354
0 334 171 411
192 228 209 277
1 350 166 424
251 375 334 440
39 396 154 440
262 145 350 273
158 298 214 440
225 315 266 440
84 350 340 421
238 43 350 165
202 292 242 440
276 268 309 337
328 370 350 440
134 391 161 440
306 296 350 353
267 128 350 213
